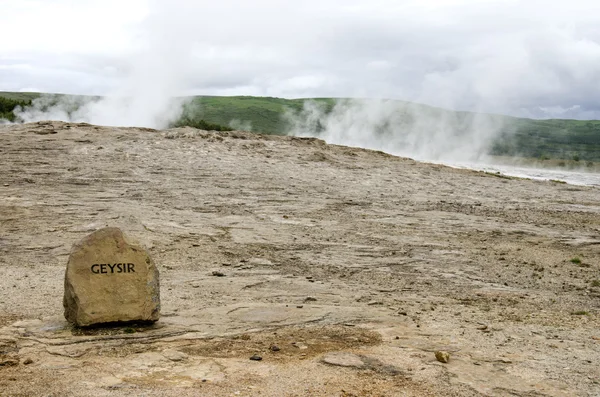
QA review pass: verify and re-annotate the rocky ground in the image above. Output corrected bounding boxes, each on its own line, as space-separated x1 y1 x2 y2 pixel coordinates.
0 121 599 397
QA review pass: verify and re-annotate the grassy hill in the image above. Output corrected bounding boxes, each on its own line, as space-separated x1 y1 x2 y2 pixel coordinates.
180 96 334 134
2 91 600 162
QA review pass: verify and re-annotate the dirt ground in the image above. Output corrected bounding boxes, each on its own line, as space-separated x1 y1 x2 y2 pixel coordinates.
0 121 599 397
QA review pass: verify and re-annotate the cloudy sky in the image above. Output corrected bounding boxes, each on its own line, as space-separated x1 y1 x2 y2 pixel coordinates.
1 0 600 119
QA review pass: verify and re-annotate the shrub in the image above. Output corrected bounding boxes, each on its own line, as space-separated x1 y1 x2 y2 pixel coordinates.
571 311 589 316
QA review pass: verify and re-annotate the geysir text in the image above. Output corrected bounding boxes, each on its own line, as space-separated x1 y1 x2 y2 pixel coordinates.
91 263 135 274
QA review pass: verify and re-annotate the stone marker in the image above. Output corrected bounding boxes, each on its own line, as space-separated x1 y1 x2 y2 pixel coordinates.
63 227 160 326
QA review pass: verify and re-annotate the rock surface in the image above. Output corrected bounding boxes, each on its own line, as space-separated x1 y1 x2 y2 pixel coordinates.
1 121 599 396
63 227 160 326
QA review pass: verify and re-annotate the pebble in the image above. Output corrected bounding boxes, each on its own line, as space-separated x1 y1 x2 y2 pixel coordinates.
304 296 317 302
269 345 281 352
23 358 34 365
211 271 226 277
249 354 262 361
435 351 450 363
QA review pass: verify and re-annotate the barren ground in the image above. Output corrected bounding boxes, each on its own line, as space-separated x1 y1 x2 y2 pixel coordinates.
1 121 599 397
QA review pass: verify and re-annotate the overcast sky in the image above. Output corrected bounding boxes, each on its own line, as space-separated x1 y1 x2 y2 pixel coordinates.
1 0 600 119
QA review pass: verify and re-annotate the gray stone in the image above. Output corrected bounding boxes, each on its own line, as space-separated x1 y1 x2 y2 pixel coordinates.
63 227 160 326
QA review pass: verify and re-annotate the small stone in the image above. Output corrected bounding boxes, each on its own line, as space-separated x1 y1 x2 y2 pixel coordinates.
23 358 34 365
296 305 304 308
63 227 160 327
211 271 225 277
398 311 408 316
304 296 317 302
269 345 281 352
435 351 450 363
250 354 262 361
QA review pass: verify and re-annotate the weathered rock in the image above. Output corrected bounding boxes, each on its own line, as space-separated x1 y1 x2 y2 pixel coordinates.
0 358 19 367
63 227 160 326
162 349 188 362
321 352 365 368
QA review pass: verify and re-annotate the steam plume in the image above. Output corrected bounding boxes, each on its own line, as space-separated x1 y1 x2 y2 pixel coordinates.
12 1 193 129
286 99 506 163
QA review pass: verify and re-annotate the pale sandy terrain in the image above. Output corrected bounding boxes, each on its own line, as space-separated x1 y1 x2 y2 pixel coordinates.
0 121 599 396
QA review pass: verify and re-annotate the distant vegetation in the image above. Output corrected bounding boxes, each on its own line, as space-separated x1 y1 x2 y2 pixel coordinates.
1 91 599 161
0 96 32 122
490 118 600 162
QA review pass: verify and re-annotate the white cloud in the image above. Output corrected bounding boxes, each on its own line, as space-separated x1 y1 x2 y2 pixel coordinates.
1 0 600 119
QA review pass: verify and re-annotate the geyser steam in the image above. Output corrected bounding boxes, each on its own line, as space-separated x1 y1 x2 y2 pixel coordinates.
12 1 193 129
286 99 507 163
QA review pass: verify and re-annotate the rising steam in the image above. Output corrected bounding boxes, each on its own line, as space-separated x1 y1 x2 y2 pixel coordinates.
8 1 193 129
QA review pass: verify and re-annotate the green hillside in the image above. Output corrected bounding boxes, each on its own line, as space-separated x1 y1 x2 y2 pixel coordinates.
180 96 335 134
492 117 600 161
1 91 599 162
0 92 41 102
